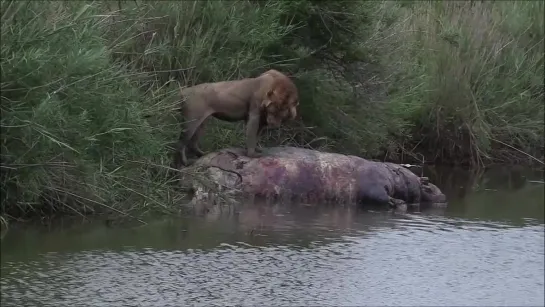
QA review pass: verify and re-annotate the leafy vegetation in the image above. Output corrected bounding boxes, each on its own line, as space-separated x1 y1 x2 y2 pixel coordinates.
1 0 543 224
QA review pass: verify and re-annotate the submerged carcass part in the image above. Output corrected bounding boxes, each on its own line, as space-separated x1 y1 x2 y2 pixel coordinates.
187 147 448 209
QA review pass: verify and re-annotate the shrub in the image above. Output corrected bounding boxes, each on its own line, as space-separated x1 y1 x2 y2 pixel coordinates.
1 0 542 224
0 1 183 218
372 0 544 165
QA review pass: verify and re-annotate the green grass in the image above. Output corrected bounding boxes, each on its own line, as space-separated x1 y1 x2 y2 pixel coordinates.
371 1 544 166
1 0 543 225
0 1 188 221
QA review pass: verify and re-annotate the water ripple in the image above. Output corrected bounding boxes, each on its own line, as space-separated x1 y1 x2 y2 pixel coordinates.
1 212 543 307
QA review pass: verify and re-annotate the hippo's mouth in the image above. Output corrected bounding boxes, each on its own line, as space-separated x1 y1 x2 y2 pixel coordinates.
420 181 448 206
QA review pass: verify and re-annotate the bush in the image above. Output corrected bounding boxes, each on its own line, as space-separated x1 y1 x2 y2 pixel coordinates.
1 0 543 224
0 1 184 219
371 0 544 165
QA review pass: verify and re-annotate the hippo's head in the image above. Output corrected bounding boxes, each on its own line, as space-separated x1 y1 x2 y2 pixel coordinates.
419 177 447 206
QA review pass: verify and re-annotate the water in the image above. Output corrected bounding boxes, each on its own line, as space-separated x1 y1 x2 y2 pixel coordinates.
1 166 544 306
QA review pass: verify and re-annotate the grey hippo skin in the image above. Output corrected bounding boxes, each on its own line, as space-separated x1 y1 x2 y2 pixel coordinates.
185 146 448 210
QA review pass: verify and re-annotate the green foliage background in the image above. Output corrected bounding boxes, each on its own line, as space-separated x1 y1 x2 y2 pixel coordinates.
1 0 543 222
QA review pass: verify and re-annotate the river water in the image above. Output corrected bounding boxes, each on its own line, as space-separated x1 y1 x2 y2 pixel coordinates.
1 166 544 306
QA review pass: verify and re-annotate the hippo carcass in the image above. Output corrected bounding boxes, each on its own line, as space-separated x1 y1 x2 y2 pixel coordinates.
184 146 447 209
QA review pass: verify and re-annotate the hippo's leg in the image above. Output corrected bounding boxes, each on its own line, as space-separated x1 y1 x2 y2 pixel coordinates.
358 184 391 207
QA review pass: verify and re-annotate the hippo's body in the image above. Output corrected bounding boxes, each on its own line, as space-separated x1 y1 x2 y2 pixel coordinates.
186 146 447 209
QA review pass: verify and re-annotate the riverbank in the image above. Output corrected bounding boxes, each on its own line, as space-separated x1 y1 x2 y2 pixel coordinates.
1 0 543 224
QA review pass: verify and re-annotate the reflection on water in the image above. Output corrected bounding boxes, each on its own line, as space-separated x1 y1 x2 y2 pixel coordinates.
1 166 544 306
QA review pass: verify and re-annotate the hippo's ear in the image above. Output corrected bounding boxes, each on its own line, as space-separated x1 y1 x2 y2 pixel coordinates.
421 184 433 194
420 177 430 186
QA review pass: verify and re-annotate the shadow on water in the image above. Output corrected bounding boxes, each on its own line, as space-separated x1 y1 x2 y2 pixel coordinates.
424 165 544 224
0 165 544 306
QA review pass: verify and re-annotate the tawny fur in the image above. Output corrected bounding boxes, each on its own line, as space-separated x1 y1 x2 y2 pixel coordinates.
260 69 299 121
173 69 299 168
